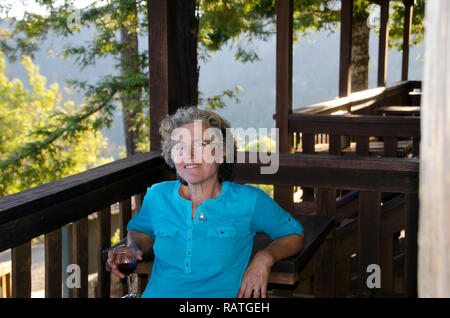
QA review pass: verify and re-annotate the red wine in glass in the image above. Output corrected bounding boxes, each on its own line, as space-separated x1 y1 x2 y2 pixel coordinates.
117 262 137 276
114 247 139 297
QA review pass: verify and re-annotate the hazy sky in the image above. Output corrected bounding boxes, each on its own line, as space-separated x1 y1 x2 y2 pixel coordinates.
2 0 100 19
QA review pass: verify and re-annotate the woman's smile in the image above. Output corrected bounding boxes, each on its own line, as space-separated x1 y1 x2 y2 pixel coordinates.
184 164 201 169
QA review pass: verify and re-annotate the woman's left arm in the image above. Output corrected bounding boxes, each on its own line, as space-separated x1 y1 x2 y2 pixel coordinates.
237 232 305 298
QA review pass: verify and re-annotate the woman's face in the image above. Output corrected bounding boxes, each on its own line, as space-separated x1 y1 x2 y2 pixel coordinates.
170 122 225 185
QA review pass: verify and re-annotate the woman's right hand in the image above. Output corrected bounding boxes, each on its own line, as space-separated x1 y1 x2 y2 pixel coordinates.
107 247 143 279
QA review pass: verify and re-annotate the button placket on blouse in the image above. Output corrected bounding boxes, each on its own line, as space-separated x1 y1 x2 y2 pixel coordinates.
185 203 194 273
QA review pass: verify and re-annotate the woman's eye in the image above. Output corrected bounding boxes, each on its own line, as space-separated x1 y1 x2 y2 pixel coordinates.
194 141 205 148
174 144 185 151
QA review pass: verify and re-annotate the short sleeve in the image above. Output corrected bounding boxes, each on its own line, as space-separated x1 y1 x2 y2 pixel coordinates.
126 186 155 239
250 188 304 240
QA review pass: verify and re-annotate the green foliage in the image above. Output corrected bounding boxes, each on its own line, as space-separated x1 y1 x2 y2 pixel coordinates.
0 0 425 198
388 0 425 50
111 227 121 246
248 183 274 197
199 0 424 64
0 51 113 196
243 134 276 152
199 85 244 110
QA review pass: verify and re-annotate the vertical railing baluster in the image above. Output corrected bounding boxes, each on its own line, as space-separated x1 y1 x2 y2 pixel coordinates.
329 134 342 155
97 207 111 298
120 198 132 241
336 257 351 295
380 233 394 292
355 136 369 156
358 191 381 289
382 134 399 292
45 228 62 298
12 242 31 298
313 188 336 297
73 217 89 298
134 192 144 213
134 192 149 295
412 137 420 157
404 193 418 297
313 134 339 297
119 198 132 297
302 133 316 202
384 136 398 157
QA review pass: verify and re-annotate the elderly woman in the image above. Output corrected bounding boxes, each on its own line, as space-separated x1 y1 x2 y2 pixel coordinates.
108 106 304 298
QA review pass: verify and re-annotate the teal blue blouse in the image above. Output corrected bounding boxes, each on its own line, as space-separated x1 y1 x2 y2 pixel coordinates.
127 180 304 298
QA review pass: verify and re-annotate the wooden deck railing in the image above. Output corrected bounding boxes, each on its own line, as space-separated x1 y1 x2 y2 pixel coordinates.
292 80 421 116
0 150 419 297
289 113 420 158
0 151 174 297
284 84 421 296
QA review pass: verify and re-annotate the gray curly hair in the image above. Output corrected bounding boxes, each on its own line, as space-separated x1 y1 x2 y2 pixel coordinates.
159 106 237 184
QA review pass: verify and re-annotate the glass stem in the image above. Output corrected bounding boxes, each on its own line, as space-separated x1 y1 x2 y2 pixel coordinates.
127 275 133 295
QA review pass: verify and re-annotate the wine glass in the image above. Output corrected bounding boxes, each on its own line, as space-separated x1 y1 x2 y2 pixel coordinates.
113 246 139 298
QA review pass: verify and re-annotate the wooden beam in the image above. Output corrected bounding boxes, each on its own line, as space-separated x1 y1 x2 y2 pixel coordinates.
233 153 419 193
418 0 450 297
148 0 180 151
288 113 420 138
378 0 390 87
274 0 294 212
339 0 353 97
402 0 414 81
275 0 293 153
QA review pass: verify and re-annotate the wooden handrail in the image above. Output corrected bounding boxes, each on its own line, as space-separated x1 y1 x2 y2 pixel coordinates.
234 153 418 193
0 151 173 253
288 113 420 138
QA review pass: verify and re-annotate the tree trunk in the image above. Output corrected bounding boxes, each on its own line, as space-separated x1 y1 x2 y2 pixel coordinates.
120 0 143 156
351 1 370 93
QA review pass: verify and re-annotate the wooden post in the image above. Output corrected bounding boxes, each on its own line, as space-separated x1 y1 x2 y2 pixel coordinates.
313 136 340 297
404 193 418 297
97 208 111 298
418 0 450 297
45 228 62 298
377 0 390 87
313 189 336 297
72 217 89 298
119 198 132 296
11 242 31 298
402 0 414 81
358 191 381 289
274 0 294 212
119 198 132 240
148 0 180 151
339 0 353 97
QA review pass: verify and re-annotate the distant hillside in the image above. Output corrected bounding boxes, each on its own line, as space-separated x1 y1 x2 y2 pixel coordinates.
2 24 424 159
